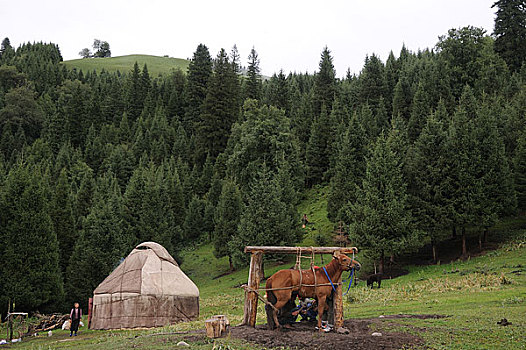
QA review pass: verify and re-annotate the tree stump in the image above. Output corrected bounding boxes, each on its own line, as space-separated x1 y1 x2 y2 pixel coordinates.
205 315 229 338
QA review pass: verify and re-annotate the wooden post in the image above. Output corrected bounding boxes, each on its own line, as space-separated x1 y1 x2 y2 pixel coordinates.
87 297 93 329
8 314 13 341
242 251 262 327
333 271 344 328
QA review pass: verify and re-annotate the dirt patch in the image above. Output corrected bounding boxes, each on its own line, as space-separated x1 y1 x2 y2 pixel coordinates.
183 316 428 350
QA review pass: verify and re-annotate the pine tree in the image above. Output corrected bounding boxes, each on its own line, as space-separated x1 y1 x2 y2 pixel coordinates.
183 195 208 241
313 47 336 115
407 82 431 142
514 130 526 212
359 54 387 112
229 44 243 110
213 179 242 270
57 80 92 147
66 173 129 307
230 44 241 74
245 47 262 100
196 48 240 163
391 73 412 121
101 144 136 190
384 51 399 112
118 112 131 143
166 68 187 119
50 168 77 273
124 62 144 121
375 98 390 135
446 86 480 255
326 98 350 177
347 132 419 273
123 164 173 251
306 105 331 186
206 171 223 206
44 112 68 154
492 0 526 72
230 165 297 266
0 127 15 161
162 158 185 228
196 153 214 196
474 99 516 245
0 37 15 63
185 44 213 133
140 64 151 107
267 69 290 112
357 103 377 142
0 164 63 313
72 163 95 230
290 86 314 160
408 110 451 262
327 114 367 222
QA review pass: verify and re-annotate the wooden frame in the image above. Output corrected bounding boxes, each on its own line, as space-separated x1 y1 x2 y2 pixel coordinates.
242 246 358 328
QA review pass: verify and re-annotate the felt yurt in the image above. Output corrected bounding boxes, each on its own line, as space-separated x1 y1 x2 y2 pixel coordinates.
90 242 199 329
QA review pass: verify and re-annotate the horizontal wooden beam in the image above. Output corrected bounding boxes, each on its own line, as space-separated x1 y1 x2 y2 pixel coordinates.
244 246 358 254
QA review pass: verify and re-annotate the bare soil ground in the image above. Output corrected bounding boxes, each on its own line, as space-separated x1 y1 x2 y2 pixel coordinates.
184 315 445 350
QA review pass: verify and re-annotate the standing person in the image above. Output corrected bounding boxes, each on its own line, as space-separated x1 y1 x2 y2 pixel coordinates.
69 302 82 336
302 214 310 228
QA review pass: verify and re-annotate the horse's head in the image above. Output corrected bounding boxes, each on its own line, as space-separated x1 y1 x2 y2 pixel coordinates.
333 251 361 272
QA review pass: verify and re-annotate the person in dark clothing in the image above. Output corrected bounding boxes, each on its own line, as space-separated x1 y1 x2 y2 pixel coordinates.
296 298 318 322
69 302 82 336
277 298 298 327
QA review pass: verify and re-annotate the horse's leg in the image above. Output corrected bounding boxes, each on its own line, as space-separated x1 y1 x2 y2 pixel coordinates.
317 295 327 331
272 298 290 331
273 288 296 330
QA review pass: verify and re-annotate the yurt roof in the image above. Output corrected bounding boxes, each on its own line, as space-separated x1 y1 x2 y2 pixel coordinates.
93 242 199 297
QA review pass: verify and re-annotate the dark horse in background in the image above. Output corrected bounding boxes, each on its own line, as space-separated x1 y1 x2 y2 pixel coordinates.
265 252 361 331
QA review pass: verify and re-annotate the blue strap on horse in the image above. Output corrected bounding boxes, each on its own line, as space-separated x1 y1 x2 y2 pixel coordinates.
343 267 355 296
322 267 337 292
323 266 355 295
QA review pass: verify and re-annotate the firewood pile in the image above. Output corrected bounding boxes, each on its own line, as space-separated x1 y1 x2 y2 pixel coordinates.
29 313 69 332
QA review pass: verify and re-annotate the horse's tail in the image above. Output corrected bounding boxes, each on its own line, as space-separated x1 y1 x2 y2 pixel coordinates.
265 277 277 329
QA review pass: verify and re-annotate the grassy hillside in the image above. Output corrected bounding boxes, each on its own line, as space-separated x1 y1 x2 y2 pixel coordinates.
62 55 189 76
7 235 525 349
5 188 526 349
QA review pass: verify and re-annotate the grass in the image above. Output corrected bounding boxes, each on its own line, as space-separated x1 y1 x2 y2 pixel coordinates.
8 241 525 349
62 55 190 77
346 244 526 350
5 187 526 349
297 185 334 247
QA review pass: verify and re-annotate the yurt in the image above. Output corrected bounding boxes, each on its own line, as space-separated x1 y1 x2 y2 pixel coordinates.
90 242 199 329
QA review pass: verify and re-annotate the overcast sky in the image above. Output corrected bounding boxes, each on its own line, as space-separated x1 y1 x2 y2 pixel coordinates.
0 0 496 77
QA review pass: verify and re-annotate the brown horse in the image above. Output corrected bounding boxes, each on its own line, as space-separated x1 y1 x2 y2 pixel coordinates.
265 252 361 331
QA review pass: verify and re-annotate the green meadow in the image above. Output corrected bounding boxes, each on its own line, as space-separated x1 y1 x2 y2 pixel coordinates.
62 55 189 76
4 189 526 349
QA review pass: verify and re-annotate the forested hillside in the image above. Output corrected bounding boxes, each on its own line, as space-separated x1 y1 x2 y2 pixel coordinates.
0 0 525 317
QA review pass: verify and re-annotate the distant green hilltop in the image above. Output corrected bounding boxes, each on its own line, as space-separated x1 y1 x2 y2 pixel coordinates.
62 54 190 76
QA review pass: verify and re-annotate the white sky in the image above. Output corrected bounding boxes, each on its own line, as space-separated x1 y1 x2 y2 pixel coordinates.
0 0 496 77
